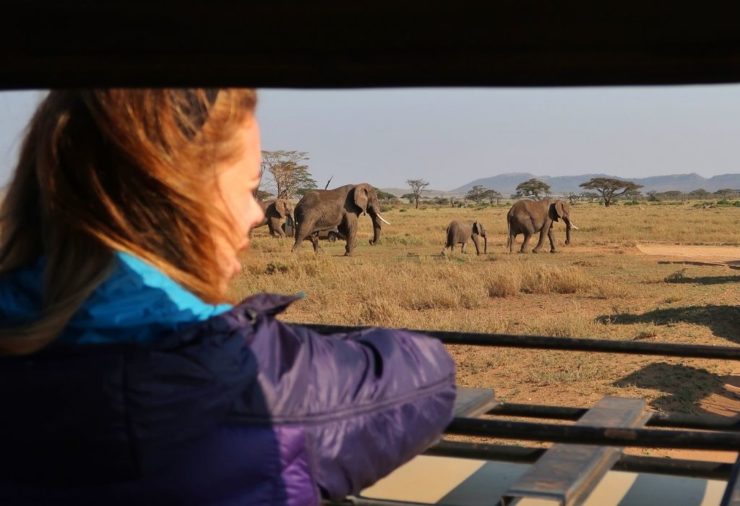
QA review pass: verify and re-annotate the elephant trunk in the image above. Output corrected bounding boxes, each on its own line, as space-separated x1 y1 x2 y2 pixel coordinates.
564 218 574 245
369 214 383 245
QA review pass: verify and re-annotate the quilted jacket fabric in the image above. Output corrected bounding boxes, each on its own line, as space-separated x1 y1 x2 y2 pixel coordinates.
0 254 456 505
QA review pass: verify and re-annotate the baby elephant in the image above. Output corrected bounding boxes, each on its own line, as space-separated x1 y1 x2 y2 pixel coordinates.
442 220 488 255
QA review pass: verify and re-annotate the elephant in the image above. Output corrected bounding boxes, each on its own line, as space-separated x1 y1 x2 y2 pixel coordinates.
318 227 344 242
257 198 294 238
292 183 391 256
442 220 488 255
506 198 578 253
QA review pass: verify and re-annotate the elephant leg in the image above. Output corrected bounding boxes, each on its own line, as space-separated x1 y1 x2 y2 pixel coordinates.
344 216 358 256
472 235 481 255
547 225 557 253
292 222 314 252
520 232 532 253
310 233 321 252
532 224 549 253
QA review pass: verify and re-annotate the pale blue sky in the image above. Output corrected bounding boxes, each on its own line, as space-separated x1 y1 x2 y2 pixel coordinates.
2 86 740 190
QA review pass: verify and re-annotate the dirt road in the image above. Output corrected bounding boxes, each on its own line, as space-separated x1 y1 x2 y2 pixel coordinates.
636 243 740 268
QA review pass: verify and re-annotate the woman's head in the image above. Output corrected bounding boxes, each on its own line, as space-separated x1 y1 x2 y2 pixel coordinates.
0 89 263 354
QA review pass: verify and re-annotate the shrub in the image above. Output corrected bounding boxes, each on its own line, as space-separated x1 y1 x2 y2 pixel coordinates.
487 272 521 297
665 269 686 283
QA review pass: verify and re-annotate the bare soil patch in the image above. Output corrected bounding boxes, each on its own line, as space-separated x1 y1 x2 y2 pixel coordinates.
636 243 740 268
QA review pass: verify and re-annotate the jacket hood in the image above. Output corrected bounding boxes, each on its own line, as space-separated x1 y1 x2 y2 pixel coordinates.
0 252 232 345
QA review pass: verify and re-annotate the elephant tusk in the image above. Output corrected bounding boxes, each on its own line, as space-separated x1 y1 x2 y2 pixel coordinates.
569 223 579 230
377 214 391 226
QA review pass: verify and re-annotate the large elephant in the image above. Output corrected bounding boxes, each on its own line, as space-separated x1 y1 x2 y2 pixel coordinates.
292 183 391 256
257 198 294 238
442 220 488 255
507 198 578 253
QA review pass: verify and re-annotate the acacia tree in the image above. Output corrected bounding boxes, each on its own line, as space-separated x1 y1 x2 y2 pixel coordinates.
483 189 503 205
260 150 317 199
579 177 643 207
465 185 489 204
515 178 551 199
406 179 430 209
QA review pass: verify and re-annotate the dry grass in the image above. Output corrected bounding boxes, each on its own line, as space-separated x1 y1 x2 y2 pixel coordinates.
231 202 740 419
486 264 595 297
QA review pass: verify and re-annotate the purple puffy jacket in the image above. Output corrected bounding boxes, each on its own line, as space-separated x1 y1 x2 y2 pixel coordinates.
0 293 456 505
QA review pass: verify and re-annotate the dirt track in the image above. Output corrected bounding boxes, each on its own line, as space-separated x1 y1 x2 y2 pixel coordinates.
636 243 740 268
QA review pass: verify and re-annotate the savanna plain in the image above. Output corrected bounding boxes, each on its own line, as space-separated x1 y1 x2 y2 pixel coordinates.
232 202 740 454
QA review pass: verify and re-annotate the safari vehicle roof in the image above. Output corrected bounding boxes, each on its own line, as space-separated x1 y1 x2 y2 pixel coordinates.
2 1 740 88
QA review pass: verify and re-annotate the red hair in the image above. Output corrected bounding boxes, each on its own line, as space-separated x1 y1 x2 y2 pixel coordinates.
0 89 257 355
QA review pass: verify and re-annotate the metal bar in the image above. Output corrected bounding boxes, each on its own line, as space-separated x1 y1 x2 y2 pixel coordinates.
446 417 740 450
325 498 429 506
300 324 740 360
502 397 649 505
426 441 733 480
488 402 740 431
453 387 497 418
721 454 740 506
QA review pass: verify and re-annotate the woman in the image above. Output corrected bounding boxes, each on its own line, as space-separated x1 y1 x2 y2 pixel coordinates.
0 90 455 505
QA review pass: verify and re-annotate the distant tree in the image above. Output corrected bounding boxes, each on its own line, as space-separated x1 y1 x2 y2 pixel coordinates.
483 189 503 205
465 185 489 204
406 179 430 209
261 150 317 199
255 189 274 201
579 177 643 207
688 188 711 199
658 190 685 201
401 193 416 205
375 189 399 205
515 178 551 199
432 196 450 206
714 188 739 199
580 191 600 202
295 187 318 198
620 188 643 202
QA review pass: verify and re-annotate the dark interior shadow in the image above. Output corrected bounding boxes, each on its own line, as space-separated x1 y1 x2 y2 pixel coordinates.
596 305 740 343
666 275 740 285
614 363 724 415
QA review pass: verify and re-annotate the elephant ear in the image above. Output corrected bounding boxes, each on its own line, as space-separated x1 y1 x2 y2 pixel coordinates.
353 184 370 214
275 199 287 217
555 200 566 220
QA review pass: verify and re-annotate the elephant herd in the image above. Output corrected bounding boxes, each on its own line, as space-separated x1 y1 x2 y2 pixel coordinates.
255 183 578 256
255 183 391 256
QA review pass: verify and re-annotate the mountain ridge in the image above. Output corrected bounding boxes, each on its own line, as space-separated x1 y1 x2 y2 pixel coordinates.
381 173 740 197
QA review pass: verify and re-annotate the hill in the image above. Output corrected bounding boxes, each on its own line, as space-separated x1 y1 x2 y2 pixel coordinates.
451 172 740 195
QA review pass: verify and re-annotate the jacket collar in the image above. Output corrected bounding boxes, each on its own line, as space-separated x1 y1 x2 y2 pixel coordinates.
0 252 232 344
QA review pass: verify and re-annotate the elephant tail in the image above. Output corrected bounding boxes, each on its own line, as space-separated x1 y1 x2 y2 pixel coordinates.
506 216 511 250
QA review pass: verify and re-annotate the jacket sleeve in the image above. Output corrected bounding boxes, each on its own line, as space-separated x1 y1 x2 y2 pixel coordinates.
236 296 456 500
